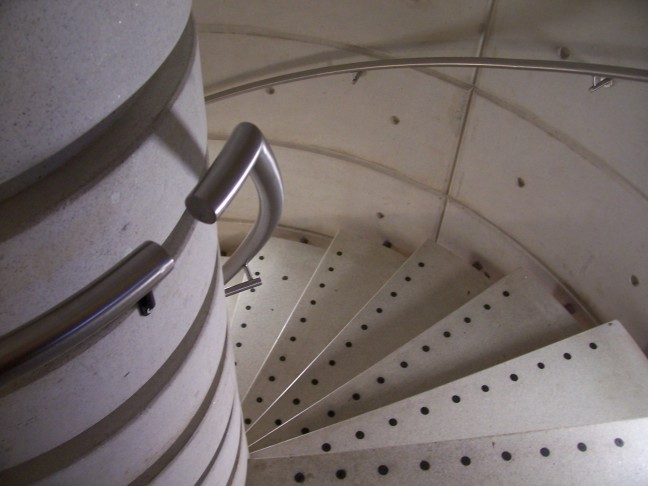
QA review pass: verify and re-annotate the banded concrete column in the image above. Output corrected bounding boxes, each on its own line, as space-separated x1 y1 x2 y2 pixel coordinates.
0 2 246 484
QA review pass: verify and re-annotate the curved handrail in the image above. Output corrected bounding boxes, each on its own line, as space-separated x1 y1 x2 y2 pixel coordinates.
0 242 174 375
204 57 648 102
185 122 284 283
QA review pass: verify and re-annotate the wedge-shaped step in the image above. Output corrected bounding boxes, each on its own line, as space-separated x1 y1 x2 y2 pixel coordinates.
251 270 580 450
253 321 648 458
240 231 405 427
247 239 491 443
229 238 325 398
248 417 648 485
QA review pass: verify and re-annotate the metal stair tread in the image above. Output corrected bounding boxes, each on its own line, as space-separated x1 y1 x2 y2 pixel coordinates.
250 270 581 450
246 239 491 443
240 230 406 428
251 321 648 458
247 416 648 485
229 238 325 398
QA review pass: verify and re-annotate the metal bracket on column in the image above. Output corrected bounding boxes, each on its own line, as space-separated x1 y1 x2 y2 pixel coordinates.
589 75 614 92
224 264 262 297
137 291 156 316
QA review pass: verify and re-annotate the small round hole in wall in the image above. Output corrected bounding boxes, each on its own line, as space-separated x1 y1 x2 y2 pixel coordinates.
377 376 385 384
630 275 640 287
245 305 252 310
290 336 297 342
383 240 392 248
563 353 572 360
329 360 336 366
311 378 319 385
558 46 571 59
244 418 251 425
240 323 247 328
376 308 383 314
301 427 310 434
328 267 335 272
452 395 461 403
293 398 301 405
589 342 598 350
390 115 400 125
510 373 519 382
501 451 512 461
265 87 275 95
235 342 242 348
275 419 282 426
391 291 398 297
537 362 545 369
321 443 331 452
335 469 346 479
540 447 551 457
484 304 491 310
615 438 625 447
503 291 510 297
345 341 353 348
420 460 430 471
282 275 288 280
464 317 472 323
356 431 365 439
422 345 430 352
280 355 286 361
337 251 343 256
378 465 389 475
255 271 260 276
400 361 408 368
310 300 317 305
259 255 265 260
420 406 430 415
327 410 336 418
300 317 307 323
388 418 398 426
256 397 263 403
443 331 451 338
517 177 526 188
376 212 385 219
352 393 361 400
460 456 471 466
319 283 326 288
577 442 587 452
269 376 275 382
294 472 305 483
481 385 490 392
418 262 425 267
361 324 369 330
405 276 412 282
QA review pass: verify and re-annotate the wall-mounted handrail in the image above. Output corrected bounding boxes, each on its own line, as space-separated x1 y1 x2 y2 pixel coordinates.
0 242 174 375
204 57 648 102
185 122 284 284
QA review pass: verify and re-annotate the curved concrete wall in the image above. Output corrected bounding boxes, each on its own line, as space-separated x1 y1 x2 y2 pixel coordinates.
0 4 245 484
195 0 648 349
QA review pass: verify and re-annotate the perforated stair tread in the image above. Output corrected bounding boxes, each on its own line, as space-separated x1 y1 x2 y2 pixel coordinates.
246 239 491 443
251 270 581 450
247 417 648 485
252 321 648 458
240 231 406 428
229 238 325 398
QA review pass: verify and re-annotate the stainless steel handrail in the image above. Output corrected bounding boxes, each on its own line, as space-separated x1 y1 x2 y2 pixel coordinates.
204 57 648 102
0 242 174 374
185 122 284 283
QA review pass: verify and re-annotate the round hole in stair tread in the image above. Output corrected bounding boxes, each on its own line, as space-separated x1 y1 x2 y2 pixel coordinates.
615 438 625 447
352 393 361 400
376 308 383 314
245 305 251 310
420 460 430 471
300 317 307 323
443 331 451 338
483 304 491 310
464 317 471 323
328 267 335 272
501 451 512 461
452 395 461 403
376 212 385 219
345 341 353 348
269 376 276 382
329 360 336 366
282 276 289 280
255 271 260 276
537 362 545 369
265 87 275 95
310 300 317 305
280 356 286 361
510 373 519 382
577 442 587 452
293 398 301 405
420 406 430 415
312 379 319 385
589 342 598 350
235 342 242 347
390 291 397 297
355 431 365 439
335 469 346 479
563 353 572 360
481 385 490 392
418 262 425 267
337 251 343 256
378 465 389 475
460 456 471 466
294 472 305 483
422 345 430 352
328 410 336 418
390 115 400 125
256 397 263 403
502 291 510 297
630 275 640 287
321 443 331 452
290 336 297 342
244 418 251 425
259 255 265 260
540 447 551 457
240 323 247 328
319 283 326 288
301 428 310 434
377 376 385 384
388 418 398 426
400 361 408 368
405 276 411 282
275 419 282 426
361 324 369 330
